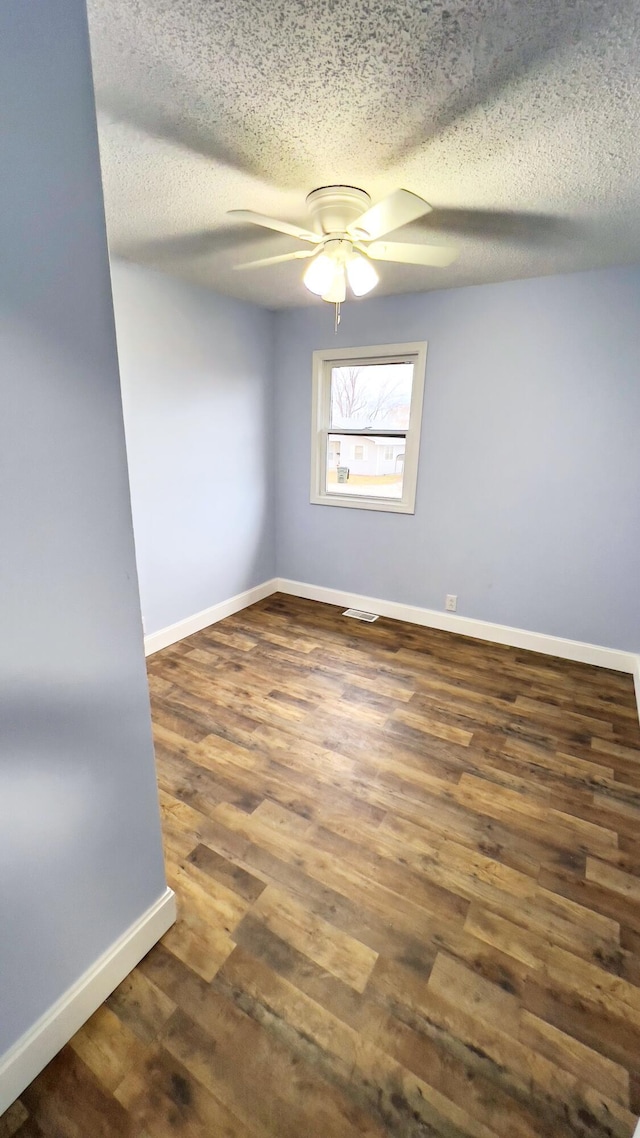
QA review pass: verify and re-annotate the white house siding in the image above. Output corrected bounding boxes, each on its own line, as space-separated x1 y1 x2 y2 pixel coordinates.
329 435 404 475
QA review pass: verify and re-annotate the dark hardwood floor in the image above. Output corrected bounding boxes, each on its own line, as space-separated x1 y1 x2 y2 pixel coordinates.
5 593 640 1137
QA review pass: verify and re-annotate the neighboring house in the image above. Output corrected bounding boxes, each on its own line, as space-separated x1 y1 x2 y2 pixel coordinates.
328 436 405 475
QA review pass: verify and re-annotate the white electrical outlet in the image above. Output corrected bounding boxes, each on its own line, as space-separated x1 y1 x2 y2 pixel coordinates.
445 594 457 612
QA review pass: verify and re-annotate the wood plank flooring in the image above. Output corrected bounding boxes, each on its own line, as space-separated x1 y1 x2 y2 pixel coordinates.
5 593 640 1138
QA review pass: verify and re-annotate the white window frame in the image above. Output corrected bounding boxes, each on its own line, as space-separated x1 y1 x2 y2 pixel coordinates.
310 341 427 514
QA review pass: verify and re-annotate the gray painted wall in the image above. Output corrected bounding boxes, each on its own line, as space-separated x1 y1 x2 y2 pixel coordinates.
111 261 275 636
274 267 640 652
0 1 166 1058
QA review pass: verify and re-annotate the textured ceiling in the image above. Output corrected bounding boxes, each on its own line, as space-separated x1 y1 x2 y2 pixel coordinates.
87 0 640 308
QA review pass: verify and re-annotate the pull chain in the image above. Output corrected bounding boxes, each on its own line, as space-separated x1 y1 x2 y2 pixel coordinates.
334 301 341 334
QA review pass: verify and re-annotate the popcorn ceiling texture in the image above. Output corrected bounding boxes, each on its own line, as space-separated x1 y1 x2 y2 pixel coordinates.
87 0 640 307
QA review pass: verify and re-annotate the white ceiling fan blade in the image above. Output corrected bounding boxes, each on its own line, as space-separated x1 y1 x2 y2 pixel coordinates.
347 190 432 241
365 241 458 267
228 209 321 244
234 249 315 271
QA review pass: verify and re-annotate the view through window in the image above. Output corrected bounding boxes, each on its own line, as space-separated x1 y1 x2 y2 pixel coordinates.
326 362 414 500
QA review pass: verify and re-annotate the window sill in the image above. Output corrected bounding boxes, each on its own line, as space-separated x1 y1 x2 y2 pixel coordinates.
310 492 415 514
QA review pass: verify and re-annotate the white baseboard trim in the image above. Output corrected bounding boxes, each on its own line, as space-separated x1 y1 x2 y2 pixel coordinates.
275 578 636 674
0 887 176 1113
142 573 637 679
144 579 279 656
633 655 640 724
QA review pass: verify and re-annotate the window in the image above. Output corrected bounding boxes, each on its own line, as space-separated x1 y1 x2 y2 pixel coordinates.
310 342 427 513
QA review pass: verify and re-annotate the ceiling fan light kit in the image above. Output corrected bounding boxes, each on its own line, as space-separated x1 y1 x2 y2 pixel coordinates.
346 253 379 296
228 185 458 322
302 239 379 302
303 242 347 298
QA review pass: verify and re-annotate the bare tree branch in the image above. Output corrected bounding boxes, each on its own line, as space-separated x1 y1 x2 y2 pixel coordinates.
367 379 402 424
332 367 406 426
331 367 368 421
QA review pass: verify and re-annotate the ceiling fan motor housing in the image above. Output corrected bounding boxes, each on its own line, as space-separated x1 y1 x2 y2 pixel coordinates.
306 186 371 236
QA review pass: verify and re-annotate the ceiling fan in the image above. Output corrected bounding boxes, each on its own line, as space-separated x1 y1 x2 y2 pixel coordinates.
228 186 458 304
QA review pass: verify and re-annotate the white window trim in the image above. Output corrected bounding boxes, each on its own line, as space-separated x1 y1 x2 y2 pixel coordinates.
310 341 427 514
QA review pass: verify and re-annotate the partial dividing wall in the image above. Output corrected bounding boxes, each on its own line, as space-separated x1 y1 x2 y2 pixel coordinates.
0 0 168 1094
111 261 275 636
274 267 640 652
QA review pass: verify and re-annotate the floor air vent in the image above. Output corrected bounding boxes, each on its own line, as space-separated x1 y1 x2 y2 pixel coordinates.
343 608 379 622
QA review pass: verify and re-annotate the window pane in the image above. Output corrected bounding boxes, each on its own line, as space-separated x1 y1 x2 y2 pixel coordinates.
330 362 413 430
326 433 405 499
